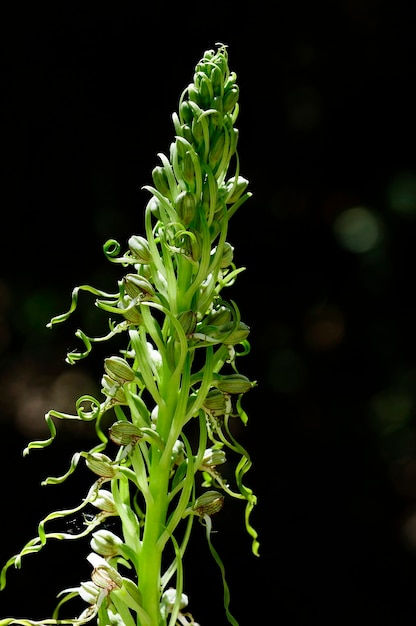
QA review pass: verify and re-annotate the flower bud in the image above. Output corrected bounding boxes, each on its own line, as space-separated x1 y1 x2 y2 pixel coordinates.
208 132 225 170
218 241 234 268
176 190 196 226
191 116 204 152
203 389 227 416
187 83 201 106
179 99 193 125
201 177 217 215
123 273 155 300
128 235 151 264
104 356 135 384
225 176 249 204
109 420 143 446
173 136 187 160
210 64 223 96
220 321 250 345
181 150 195 187
152 165 171 198
196 73 212 109
177 310 197 336
193 490 224 516
223 84 239 113
216 374 254 394
209 108 223 130
202 447 226 468
117 297 143 325
186 228 203 262
181 123 194 146
147 195 161 220
85 452 118 478
91 529 123 558
229 127 239 157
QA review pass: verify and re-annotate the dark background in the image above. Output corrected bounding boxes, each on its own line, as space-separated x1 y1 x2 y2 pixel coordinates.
1 2 416 624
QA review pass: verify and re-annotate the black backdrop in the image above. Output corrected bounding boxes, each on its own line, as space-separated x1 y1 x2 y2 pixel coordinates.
1 2 416 624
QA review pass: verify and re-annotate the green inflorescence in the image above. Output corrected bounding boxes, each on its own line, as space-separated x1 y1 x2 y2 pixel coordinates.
0 42 258 626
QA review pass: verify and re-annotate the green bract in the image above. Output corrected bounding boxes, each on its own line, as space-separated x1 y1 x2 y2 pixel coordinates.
0 42 258 626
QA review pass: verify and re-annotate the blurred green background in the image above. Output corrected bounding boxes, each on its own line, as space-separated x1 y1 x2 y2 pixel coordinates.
1 2 416 624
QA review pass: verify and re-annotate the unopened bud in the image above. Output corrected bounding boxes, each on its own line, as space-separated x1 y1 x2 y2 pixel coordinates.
186 228 203 262
128 235 151 264
177 310 197 336
218 241 234 268
147 195 161 220
91 529 123 557
104 356 135 384
193 490 224 516
179 99 193 125
210 64 223 96
117 298 143 325
196 73 212 109
221 321 250 345
181 150 195 187
209 133 225 170
176 190 197 226
123 274 155 300
109 421 143 446
202 447 226 468
187 83 201 106
216 374 254 394
225 176 249 204
203 389 227 416
152 165 171 197
223 84 239 113
85 452 118 478
191 116 204 151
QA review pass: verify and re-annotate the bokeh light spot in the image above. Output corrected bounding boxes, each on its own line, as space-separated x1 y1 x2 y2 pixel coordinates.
387 170 416 217
333 206 382 253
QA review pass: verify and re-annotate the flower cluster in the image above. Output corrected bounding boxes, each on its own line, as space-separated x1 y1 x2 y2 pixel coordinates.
0 43 258 626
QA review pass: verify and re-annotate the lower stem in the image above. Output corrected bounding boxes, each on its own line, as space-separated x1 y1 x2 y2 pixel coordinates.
138 448 170 625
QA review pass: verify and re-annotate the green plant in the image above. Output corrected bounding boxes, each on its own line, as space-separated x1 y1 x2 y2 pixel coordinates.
0 42 259 626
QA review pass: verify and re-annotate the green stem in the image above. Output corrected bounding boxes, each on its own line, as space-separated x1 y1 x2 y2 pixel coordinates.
138 447 170 625
138 361 179 624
